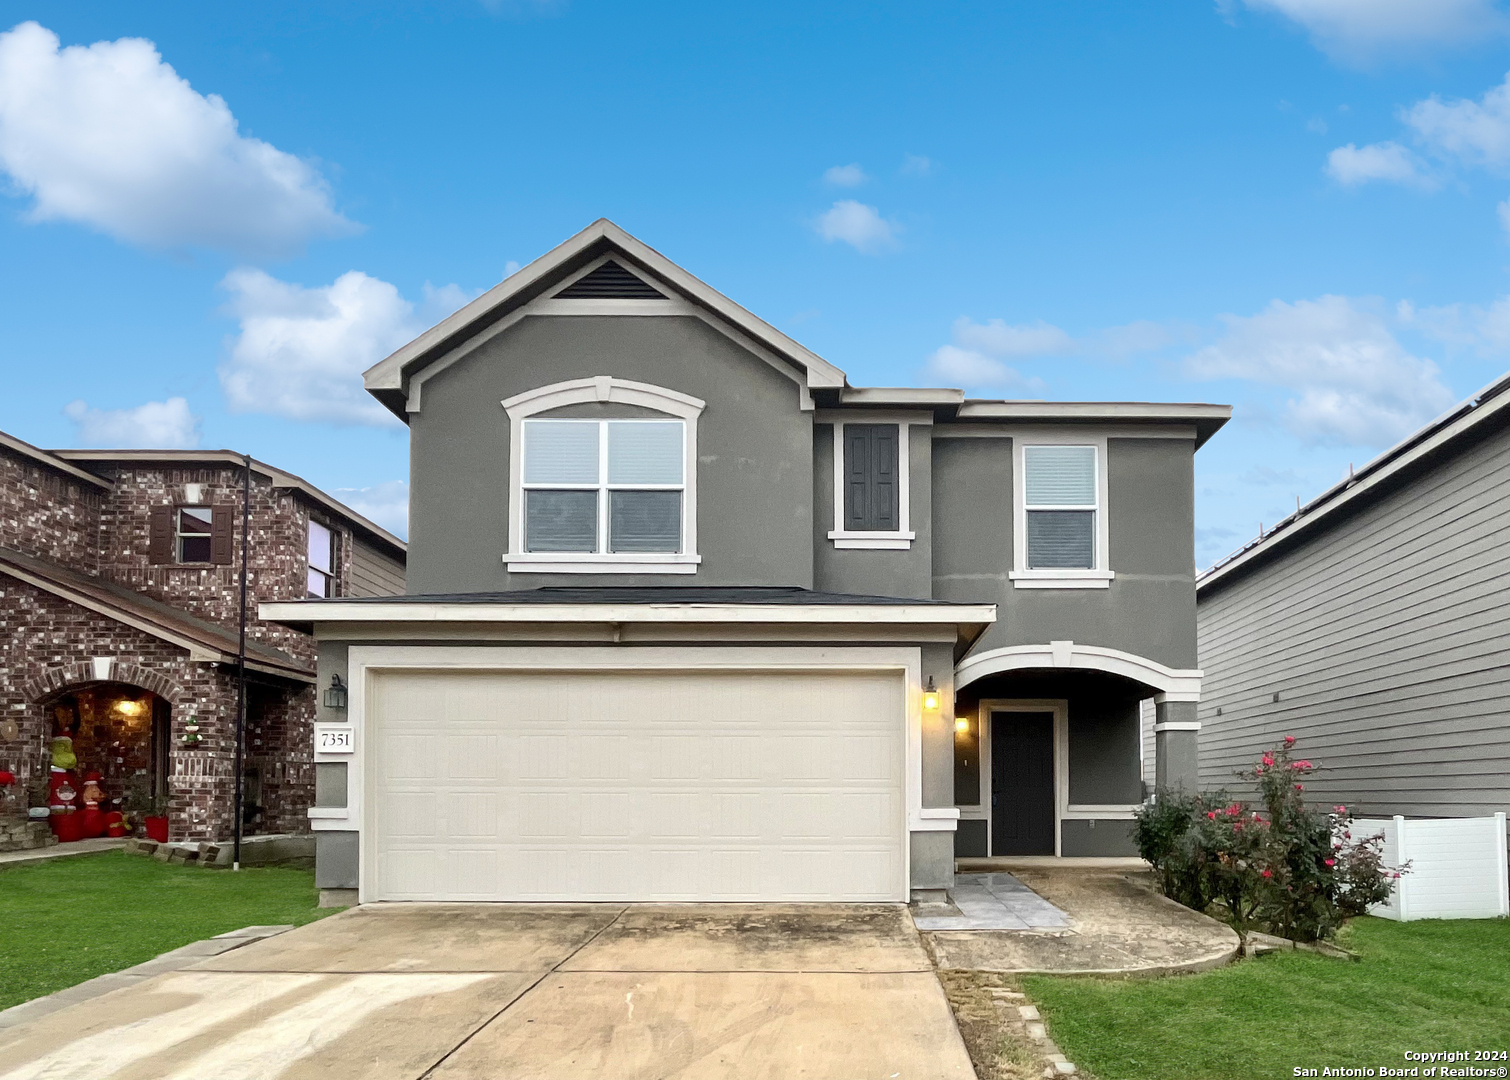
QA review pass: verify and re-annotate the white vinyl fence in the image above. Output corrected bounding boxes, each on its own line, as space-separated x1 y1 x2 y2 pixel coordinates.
1352 814 1509 921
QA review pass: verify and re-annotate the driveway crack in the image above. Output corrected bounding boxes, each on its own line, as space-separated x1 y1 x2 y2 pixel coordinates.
416 906 629 1080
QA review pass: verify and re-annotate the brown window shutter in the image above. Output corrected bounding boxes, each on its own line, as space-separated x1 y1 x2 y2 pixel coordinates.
148 505 174 564
210 505 235 565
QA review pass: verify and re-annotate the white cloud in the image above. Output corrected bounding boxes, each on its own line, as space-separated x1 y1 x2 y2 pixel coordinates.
1407 292 1510 352
822 163 867 187
331 480 409 539
1185 295 1457 446
1325 141 1432 186
813 200 899 253
1402 72 1510 170
923 345 1040 389
900 154 934 176
0 21 354 257
219 269 445 426
952 317 1075 357
1238 0 1507 60
63 397 200 448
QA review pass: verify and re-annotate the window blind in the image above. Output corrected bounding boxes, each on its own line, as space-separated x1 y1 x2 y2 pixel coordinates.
525 490 598 551
610 490 681 552
1024 445 1096 506
1027 509 1095 569
607 421 682 485
523 421 599 485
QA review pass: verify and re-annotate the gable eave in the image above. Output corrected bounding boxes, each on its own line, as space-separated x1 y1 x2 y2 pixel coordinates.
362 219 848 418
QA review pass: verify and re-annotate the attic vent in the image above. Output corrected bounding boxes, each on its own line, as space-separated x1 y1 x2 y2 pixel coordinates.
554 260 666 299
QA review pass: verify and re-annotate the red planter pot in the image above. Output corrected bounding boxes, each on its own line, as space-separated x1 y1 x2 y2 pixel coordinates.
144 816 169 843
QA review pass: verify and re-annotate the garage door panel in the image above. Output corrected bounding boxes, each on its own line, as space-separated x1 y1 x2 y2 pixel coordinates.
369 668 907 902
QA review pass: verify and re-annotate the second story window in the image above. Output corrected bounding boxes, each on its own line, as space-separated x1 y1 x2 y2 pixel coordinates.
522 419 685 554
308 520 338 597
175 508 214 564
1023 445 1098 569
149 503 232 566
1011 439 1113 589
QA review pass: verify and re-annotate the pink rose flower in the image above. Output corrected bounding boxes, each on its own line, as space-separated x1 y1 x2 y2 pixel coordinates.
1294 783 1304 791
1261 754 1275 767
1324 858 1335 867
1283 735 1296 745
1261 869 1273 878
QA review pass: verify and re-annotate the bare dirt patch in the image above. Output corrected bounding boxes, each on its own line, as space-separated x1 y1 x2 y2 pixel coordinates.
936 969 1092 1080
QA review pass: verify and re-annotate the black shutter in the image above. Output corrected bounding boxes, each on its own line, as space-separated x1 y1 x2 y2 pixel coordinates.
842 425 901 531
210 505 234 565
148 505 174 564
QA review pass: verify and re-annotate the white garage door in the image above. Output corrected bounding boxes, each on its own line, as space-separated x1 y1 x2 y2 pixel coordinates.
367 667 907 902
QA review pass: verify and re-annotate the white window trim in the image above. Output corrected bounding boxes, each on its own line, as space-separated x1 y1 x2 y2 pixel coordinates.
827 416 918 550
1010 432 1114 589
957 698 1141 858
503 377 703 574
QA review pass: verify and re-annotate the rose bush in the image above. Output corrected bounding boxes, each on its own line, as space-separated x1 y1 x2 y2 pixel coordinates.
1133 737 1401 942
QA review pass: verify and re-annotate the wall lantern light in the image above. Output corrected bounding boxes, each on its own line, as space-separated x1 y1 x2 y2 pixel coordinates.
324 674 348 711
114 700 144 718
922 676 940 713
954 717 970 734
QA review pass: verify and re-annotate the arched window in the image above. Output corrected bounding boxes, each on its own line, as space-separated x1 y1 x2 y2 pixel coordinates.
502 377 704 574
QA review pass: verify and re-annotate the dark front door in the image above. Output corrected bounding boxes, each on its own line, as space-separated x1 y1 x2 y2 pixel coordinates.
991 711 1056 856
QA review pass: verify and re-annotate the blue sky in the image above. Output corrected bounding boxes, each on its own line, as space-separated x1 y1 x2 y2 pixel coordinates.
0 1 1507 565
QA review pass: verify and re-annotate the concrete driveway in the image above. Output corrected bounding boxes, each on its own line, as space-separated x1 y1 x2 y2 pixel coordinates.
0 904 975 1080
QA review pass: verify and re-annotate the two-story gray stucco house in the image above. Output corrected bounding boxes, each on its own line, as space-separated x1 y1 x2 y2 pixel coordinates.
264 220 1230 904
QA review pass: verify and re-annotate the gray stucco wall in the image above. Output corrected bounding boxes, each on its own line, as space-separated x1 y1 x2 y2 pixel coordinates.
1197 419 1510 820
406 315 814 593
813 422 933 599
932 434 1198 669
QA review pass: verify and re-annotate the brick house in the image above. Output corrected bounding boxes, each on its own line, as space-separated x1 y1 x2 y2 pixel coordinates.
0 430 405 843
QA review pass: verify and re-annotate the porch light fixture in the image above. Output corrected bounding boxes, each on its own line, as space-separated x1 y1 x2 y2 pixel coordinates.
324 674 348 711
922 676 940 713
954 717 970 734
113 700 144 718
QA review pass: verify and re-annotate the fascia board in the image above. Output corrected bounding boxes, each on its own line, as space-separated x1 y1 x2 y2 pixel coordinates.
363 218 849 396
363 220 613 391
1197 383 1510 593
955 401 1232 423
260 600 997 626
49 450 406 557
838 387 966 407
0 432 114 490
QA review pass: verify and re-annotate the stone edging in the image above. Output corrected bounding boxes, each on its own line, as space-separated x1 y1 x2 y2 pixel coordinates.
0 924 294 1032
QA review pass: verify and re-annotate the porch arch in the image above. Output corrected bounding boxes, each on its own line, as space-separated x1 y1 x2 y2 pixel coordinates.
954 641 1202 701
22 659 186 706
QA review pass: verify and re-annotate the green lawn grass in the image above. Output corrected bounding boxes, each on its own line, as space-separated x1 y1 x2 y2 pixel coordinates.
1022 917 1509 1080
0 850 337 1010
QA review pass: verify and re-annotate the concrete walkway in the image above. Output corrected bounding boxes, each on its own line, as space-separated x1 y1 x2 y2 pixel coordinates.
0 904 976 1080
0 838 125 867
914 872 1072 931
925 868 1240 975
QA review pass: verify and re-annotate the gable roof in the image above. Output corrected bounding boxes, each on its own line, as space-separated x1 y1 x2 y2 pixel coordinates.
0 546 314 683
0 430 113 490
362 218 848 420
49 448 406 560
1197 370 1510 593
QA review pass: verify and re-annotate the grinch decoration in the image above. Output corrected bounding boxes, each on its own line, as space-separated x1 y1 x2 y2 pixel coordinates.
47 734 83 841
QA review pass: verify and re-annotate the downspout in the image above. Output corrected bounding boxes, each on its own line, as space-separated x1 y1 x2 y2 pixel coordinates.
233 454 250 870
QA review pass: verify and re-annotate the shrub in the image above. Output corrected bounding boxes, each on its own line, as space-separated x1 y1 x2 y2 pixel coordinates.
1134 737 1402 942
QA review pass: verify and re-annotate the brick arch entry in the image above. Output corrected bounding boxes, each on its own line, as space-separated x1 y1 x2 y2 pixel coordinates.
23 660 185 706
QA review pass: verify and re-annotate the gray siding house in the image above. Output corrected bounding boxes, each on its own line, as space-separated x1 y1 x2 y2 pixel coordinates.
264 220 1229 904
1195 374 1509 830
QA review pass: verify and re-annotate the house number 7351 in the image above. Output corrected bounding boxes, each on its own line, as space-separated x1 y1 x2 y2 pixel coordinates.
316 727 354 753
